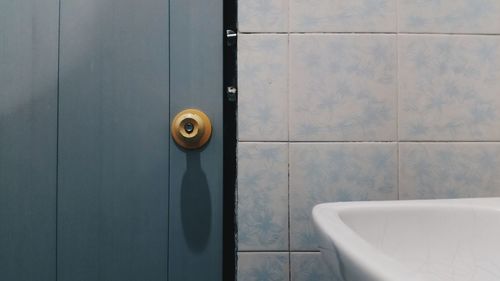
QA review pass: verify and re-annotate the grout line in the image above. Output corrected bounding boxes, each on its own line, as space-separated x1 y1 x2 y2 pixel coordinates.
287 142 291 281
239 31 500 36
397 143 401 200
396 0 400 201
237 250 321 253
239 140 400 143
286 0 290 34
288 251 292 281
238 140 500 143
287 3 292 279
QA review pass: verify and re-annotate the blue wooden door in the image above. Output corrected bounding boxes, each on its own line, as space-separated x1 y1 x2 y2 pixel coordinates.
0 0 223 280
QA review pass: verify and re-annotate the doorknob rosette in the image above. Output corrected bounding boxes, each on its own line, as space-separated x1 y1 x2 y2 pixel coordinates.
171 109 212 149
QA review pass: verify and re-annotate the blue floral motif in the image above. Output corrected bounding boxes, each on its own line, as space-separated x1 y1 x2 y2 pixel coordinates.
238 253 289 281
290 143 397 250
290 0 397 32
239 0 287 32
399 35 500 140
238 35 288 141
400 143 500 199
238 1 500 280
399 0 500 33
290 35 397 141
238 143 288 251
291 253 342 281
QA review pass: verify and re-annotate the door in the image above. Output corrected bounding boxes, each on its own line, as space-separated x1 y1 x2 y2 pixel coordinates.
0 0 223 280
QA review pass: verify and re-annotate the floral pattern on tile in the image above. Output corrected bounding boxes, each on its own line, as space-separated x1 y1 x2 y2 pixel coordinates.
289 143 397 250
238 0 288 32
237 0 500 278
399 0 500 34
237 252 290 281
290 0 397 32
290 35 397 141
290 253 340 281
400 143 500 199
238 34 288 141
399 35 500 140
237 143 289 251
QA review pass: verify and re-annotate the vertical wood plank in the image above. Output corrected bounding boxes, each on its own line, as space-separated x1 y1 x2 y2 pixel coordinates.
58 1 170 280
0 1 59 280
169 0 224 280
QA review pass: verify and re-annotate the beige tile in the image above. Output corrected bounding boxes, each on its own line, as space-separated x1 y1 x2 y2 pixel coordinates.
290 34 397 141
238 0 288 32
400 142 500 199
399 0 500 34
289 143 397 250
291 253 339 281
290 0 397 32
238 34 288 141
237 252 290 281
237 143 289 251
399 35 500 140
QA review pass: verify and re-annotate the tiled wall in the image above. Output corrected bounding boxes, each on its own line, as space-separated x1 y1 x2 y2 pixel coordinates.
236 1 500 280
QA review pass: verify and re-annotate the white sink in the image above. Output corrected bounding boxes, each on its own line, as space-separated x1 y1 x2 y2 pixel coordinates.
313 198 500 281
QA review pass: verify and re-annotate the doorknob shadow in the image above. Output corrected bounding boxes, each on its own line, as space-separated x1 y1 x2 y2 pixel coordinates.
180 152 211 253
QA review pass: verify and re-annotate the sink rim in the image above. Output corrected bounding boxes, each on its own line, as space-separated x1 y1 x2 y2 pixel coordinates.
312 197 500 281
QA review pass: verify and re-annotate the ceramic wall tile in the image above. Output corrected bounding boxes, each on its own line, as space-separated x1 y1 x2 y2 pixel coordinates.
238 0 288 32
290 34 397 141
399 35 500 140
399 0 500 34
290 0 397 32
238 34 288 141
237 0 500 278
289 143 397 250
237 252 290 281
400 143 500 199
290 253 340 281
237 143 289 251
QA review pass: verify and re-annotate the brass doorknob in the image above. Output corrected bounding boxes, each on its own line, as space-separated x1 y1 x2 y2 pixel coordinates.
171 109 212 149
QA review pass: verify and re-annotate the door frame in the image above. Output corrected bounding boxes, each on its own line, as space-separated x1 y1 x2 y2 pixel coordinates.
223 0 238 279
